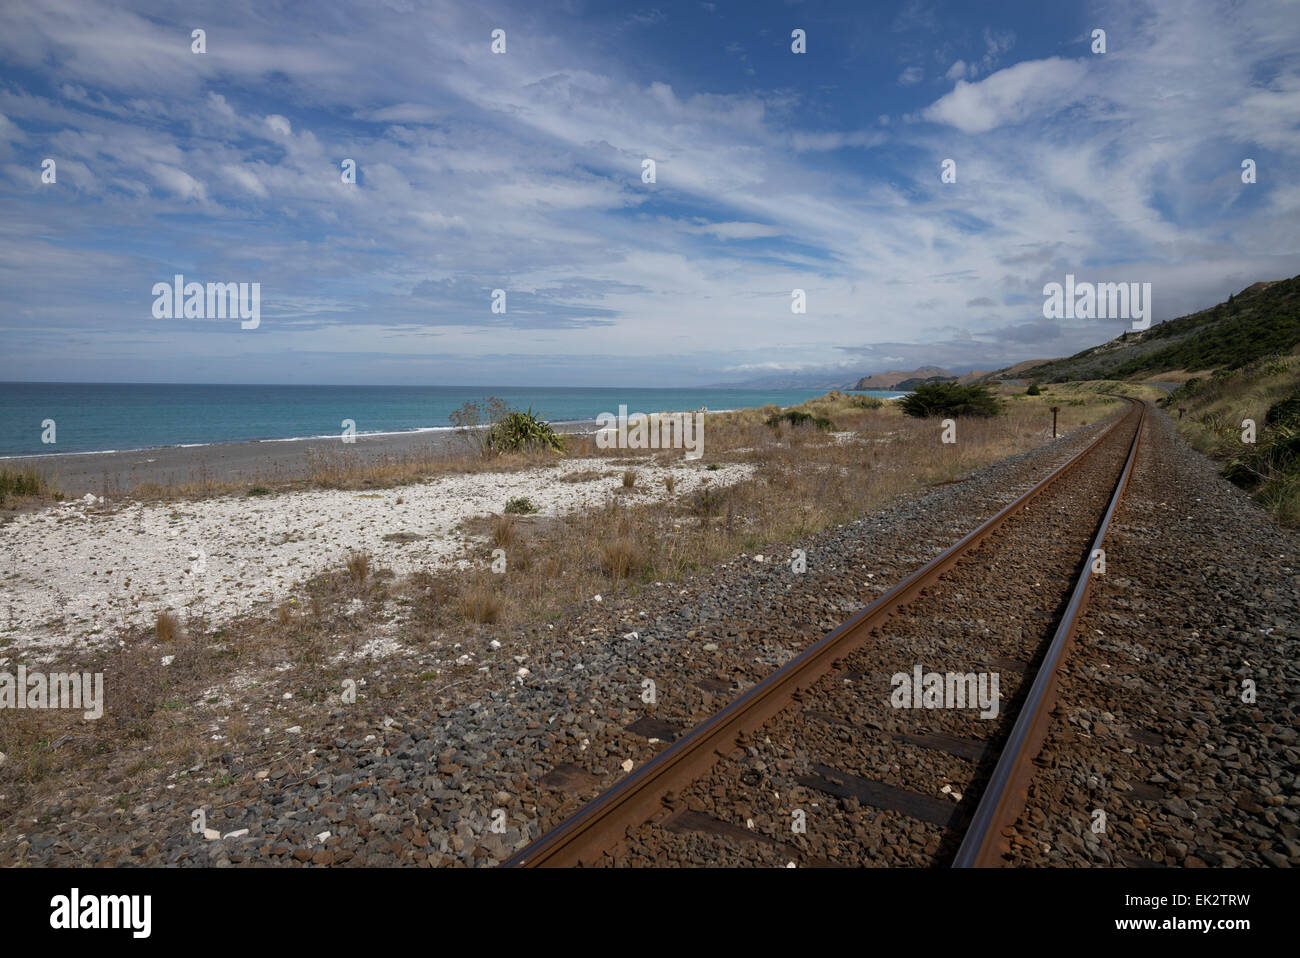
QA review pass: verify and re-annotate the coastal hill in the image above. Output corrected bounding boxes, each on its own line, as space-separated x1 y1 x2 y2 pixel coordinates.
1015 275 1300 383
739 276 1299 393
851 366 954 390
849 361 1054 390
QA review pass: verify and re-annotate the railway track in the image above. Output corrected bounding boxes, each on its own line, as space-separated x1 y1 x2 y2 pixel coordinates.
506 398 1147 867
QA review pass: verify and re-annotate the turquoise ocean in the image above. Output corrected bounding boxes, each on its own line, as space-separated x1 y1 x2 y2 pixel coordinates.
0 383 903 458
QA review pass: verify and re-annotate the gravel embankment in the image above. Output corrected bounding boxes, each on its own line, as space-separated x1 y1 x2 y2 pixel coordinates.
1003 407 1299 867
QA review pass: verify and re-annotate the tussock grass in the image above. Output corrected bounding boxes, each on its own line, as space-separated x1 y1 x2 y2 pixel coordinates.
599 536 646 580
458 579 503 624
1163 350 1300 525
345 551 370 586
0 466 59 508
491 514 519 550
155 611 181 643
433 386 1129 628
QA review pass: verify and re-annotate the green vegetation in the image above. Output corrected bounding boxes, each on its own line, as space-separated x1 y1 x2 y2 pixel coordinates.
0 466 55 499
1161 351 1300 526
899 382 1001 418
847 394 884 409
486 407 565 454
451 397 565 455
1022 274 1300 383
765 409 835 430
1026 383 1042 396
503 496 538 515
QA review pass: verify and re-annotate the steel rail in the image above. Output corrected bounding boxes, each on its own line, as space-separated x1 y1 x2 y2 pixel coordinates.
953 398 1145 867
506 398 1144 867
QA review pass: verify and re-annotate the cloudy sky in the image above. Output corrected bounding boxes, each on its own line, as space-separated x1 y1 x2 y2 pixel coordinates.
1 0 1298 386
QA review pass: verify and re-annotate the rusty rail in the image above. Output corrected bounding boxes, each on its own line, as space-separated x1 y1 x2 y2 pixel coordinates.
506 399 1145 867
953 397 1145 866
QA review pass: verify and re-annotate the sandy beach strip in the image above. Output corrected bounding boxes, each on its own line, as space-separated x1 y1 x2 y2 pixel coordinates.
9 421 600 497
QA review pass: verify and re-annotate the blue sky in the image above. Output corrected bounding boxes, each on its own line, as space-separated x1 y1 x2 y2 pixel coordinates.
1 0 1298 386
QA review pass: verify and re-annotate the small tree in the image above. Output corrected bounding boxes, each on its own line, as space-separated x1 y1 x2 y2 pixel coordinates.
1026 383 1042 396
899 382 1001 419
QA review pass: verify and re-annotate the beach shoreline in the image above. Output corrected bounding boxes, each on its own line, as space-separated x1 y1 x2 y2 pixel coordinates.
10 420 601 497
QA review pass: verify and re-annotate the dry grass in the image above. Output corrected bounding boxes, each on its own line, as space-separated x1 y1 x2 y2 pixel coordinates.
345 551 370 586
155 610 181 643
491 514 519 550
458 580 503 624
0 549 410 838
434 384 1136 628
622 469 638 489
599 536 646 580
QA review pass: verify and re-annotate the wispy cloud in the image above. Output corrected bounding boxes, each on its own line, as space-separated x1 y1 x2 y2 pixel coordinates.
0 0 1296 385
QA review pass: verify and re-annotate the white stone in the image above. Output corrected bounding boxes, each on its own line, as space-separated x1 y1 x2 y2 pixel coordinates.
223 829 249 840
316 831 331 843
160 655 174 666
286 725 302 734
621 759 634 772
203 828 220 840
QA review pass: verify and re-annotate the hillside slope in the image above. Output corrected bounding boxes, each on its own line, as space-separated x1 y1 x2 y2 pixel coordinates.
851 366 953 389
1021 274 1300 383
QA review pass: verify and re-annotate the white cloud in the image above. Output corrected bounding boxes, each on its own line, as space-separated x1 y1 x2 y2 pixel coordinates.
150 164 206 201
265 114 292 136
898 66 924 87
923 58 1090 133
221 164 268 198
679 220 784 240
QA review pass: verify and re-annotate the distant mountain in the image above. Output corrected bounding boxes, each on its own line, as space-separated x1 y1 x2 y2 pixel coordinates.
1017 275 1300 383
708 371 864 390
851 366 954 390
